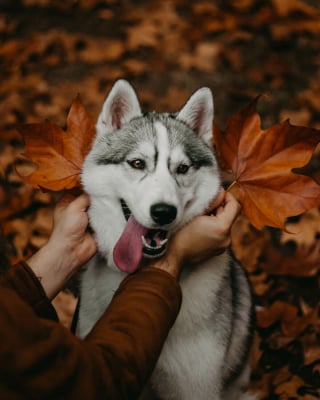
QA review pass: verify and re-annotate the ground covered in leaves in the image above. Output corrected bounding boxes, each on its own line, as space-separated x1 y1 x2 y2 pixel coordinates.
0 1 319 399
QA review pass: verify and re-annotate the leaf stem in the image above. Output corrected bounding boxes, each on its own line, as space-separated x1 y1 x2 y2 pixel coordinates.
226 180 240 200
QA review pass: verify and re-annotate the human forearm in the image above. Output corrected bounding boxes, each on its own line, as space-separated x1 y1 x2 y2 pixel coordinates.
27 193 96 300
27 240 81 300
0 266 181 399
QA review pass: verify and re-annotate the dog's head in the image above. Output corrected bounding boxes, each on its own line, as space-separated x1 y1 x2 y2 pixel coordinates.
82 80 221 273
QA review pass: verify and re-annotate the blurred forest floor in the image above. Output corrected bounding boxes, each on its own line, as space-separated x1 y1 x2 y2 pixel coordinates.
0 1 319 399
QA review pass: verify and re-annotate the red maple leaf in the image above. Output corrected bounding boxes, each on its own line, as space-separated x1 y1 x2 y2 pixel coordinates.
214 98 320 229
16 96 95 191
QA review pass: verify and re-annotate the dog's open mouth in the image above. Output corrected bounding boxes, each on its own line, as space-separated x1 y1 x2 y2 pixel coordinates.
113 199 169 273
142 229 168 257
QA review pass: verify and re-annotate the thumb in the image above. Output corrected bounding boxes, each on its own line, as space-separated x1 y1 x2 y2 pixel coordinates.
56 192 77 209
205 189 225 214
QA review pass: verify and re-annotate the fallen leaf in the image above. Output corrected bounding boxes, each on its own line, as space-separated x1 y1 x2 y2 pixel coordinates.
231 215 270 272
214 98 320 229
271 0 320 17
262 240 320 277
29 207 53 248
257 301 297 329
2 218 32 263
274 372 306 400
281 207 320 247
15 96 95 191
256 300 318 337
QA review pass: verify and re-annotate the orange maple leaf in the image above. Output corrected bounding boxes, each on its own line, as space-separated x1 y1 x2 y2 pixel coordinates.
214 98 320 230
16 96 95 191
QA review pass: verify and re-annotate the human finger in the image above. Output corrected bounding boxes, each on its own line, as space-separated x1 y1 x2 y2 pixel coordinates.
215 205 225 217
54 193 77 217
205 188 225 214
57 192 76 206
68 192 90 212
224 191 241 215
216 191 241 225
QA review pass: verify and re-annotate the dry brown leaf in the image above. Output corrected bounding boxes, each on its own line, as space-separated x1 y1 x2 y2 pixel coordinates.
214 97 320 230
271 0 320 16
256 300 318 337
281 207 320 247
16 96 95 191
261 240 320 277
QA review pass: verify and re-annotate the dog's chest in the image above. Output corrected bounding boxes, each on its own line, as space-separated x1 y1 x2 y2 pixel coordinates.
79 252 228 341
147 254 230 398
171 253 228 331
78 258 126 337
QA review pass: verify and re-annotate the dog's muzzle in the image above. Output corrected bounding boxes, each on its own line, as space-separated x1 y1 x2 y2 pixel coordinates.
120 199 169 258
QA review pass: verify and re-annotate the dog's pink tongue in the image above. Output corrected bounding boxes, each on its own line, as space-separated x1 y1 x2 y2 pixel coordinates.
113 215 148 273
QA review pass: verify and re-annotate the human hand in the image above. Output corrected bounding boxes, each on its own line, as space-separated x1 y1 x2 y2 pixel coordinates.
175 190 240 265
150 190 240 278
48 192 97 269
28 193 97 300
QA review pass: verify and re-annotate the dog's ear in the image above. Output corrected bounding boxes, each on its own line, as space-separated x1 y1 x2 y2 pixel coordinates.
177 87 214 146
96 80 142 137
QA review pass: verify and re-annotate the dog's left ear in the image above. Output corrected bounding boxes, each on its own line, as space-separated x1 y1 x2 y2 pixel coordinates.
96 79 142 137
177 87 214 146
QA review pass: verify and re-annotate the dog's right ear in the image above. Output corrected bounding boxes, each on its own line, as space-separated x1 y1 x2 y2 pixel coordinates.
96 80 142 137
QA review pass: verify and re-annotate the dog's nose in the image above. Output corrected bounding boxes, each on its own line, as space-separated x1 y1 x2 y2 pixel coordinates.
150 203 177 225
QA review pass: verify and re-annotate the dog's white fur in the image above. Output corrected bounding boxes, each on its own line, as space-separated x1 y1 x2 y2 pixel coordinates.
79 80 256 400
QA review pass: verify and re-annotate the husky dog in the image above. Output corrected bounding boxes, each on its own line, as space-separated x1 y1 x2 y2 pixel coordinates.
79 80 255 400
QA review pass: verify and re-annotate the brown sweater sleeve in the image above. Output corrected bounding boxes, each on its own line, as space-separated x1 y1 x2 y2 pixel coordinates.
0 261 59 320
0 264 182 400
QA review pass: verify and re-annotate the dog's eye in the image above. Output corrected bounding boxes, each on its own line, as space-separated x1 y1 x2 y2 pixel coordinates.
176 163 190 174
128 159 145 170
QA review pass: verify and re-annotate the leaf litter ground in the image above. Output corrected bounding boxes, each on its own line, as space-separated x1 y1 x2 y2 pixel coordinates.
0 1 319 399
